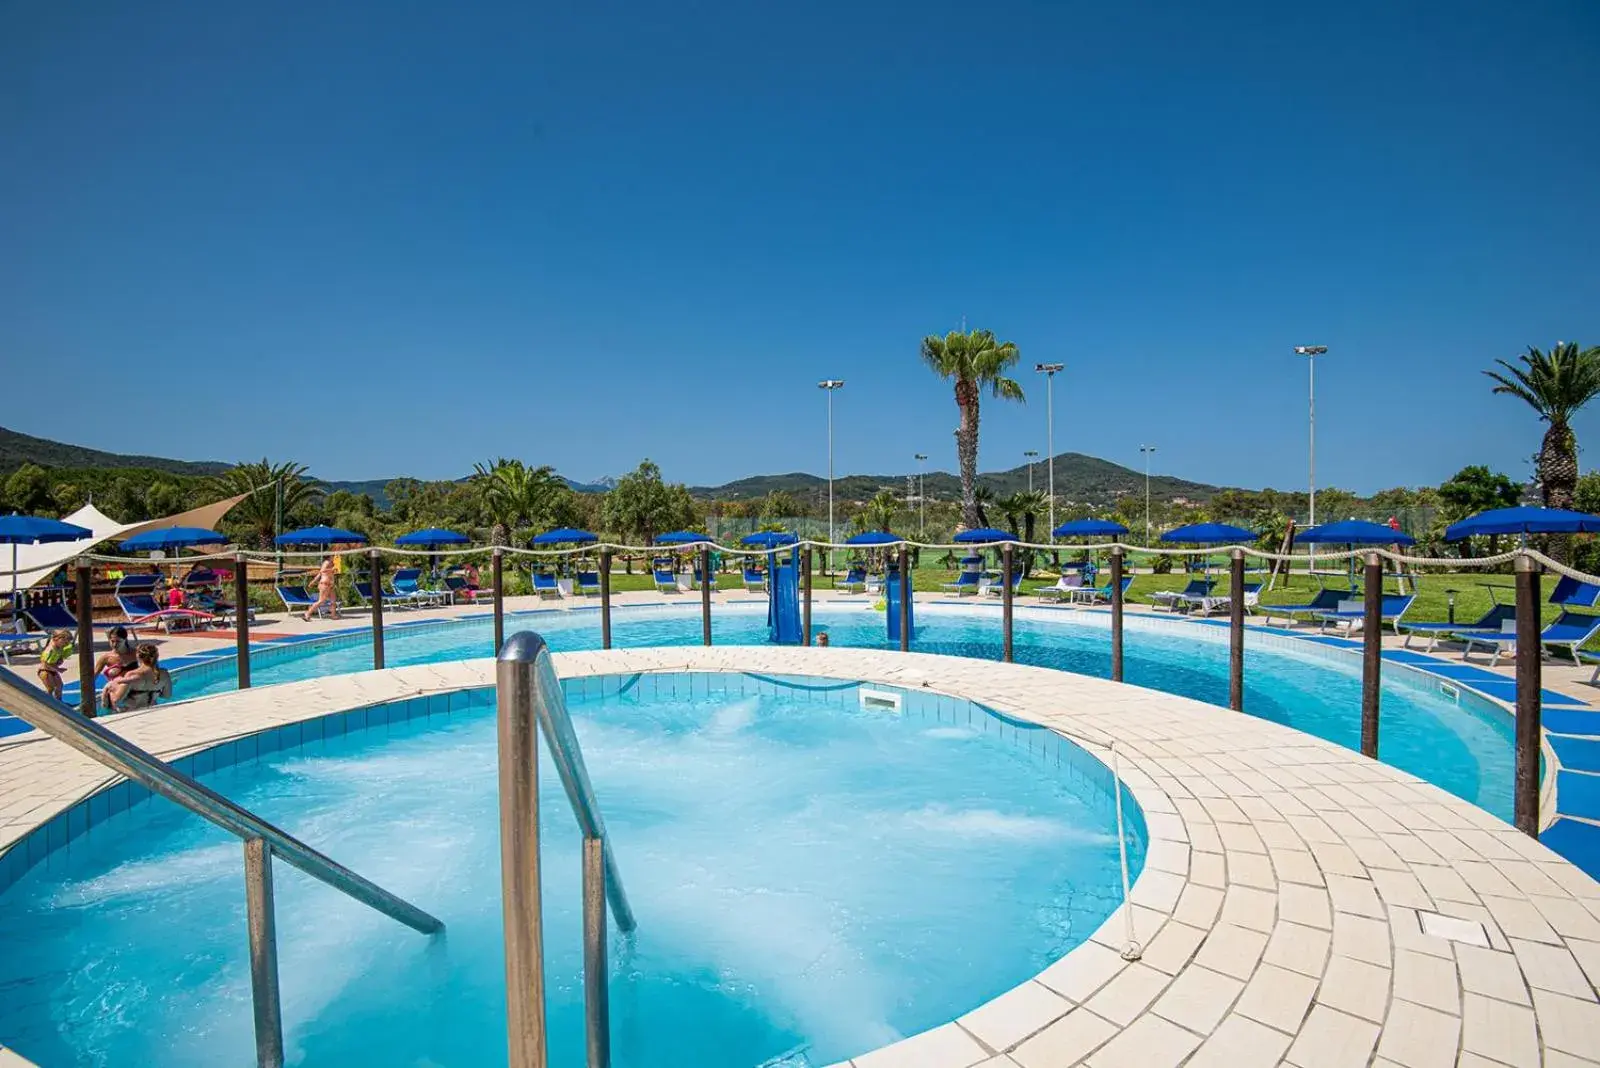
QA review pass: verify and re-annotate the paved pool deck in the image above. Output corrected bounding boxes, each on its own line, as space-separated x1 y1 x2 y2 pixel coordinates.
2 646 1599 1066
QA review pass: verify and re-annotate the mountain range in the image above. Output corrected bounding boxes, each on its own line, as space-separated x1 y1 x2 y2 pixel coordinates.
0 426 1220 507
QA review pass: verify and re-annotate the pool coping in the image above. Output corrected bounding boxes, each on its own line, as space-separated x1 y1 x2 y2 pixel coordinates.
3 647 1599 1067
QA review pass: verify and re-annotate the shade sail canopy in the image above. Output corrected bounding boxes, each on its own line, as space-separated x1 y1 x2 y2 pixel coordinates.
395 528 470 546
119 527 229 552
0 514 93 545
1052 518 1128 538
0 494 251 595
953 528 1018 543
275 525 368 546
655 531 710 545
1445 506 1600 541
740 531 797 547
530 527 597 545
1297 520 1415 547
1160 522 1256 545
845 531 902 545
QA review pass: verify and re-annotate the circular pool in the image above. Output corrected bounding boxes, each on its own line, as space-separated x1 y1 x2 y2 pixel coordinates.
170 601 1516 820
0 670 1143 1067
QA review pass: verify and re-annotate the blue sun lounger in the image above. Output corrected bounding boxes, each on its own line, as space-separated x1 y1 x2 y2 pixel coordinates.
391 569 447 607
23 603 77 631
577 571 601 596
982 570 1025 597
1315 594 1415 636
742 568 766 593
0 627 43 665
941 571 981 596
1260 587 1347 627
355 581 417 609
653 569 679 593
532 573 563 600
834 567 867 593
1460 610 1600 669
1151 578 1213 613
1398 603 1518 651
1069 575 1134 605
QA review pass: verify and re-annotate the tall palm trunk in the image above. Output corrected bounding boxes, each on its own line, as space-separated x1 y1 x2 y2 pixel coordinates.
956 379 981 529
1540 421 1578 510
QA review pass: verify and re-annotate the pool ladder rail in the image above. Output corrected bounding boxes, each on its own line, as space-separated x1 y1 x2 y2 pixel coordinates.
497 630 636 1068
0 665 445 1068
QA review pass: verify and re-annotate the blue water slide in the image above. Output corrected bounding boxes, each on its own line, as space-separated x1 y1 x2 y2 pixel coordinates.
886 565 915 644
767 549 803 644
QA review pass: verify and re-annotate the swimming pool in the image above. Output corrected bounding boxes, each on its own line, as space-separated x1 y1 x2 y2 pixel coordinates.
170 601 1518 821
0 671 1142 1068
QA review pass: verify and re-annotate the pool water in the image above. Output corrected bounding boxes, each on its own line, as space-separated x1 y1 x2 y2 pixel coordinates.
181 602 1517 820
0 675 1140 1068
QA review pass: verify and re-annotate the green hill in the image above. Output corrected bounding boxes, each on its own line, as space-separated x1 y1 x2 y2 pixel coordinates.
0 426 228 478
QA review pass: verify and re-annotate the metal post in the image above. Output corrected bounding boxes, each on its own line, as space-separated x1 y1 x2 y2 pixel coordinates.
897 545 910 653
368 549 384 670
1361 552 1382 759
582 836 610 1068
1001 542 1015 663
235 552 252 689
497 644 547 1068
802 548 813 646
1514 554 1542 836
1110 547 1125 682
492 548 505 654
1229 549 1245 712
599 550 612 650
700 548 712 646
243 836 285 1068
75 562 95 718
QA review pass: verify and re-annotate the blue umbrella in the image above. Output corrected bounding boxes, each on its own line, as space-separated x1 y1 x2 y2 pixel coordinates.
1298 519 1414 547
1445 506 1600 541
1160 522 1256 545
953 528 1018 543
276 525 368 546
395 528 470 547
845 531 902 545
1052 518 1128 539
119 526 229 553
740 531 797 548
1 514 93 602
655 531 710 545
531 527 597 546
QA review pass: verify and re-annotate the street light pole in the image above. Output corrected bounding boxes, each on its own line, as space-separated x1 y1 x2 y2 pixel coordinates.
1024 450 1039 495
914 453 928 538
818 379 844 562
1035 363 1063 536
1294 346 1328 574
1139 444 1156 545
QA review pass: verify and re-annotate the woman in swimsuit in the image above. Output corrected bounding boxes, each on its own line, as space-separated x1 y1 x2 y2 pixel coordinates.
94 625 138 683
305 558 341 621
103 643 169 712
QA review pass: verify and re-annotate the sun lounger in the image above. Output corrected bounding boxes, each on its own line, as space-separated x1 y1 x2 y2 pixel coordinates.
532 573 563 600
443 575 480 604
1550 576 1600 608
833 567 867 593
1260 587 1348 627
742 568 766 593
1069 575 1135 605
1398 604 1518 651
1151 578 1214 613
653 569 679 594
982 570 1025 597
1460 610 1600 669
391 569 447 607
0 624 43 665
22 603 77 631
941 571 981 596
354 581 418 609
577 571 601 596
1034 577 1077 601
277 585 323 615
1314 594 1416 637
117 576 206 633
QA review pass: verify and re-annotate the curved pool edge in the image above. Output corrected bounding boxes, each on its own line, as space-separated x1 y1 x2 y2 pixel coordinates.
4 645 1598 1067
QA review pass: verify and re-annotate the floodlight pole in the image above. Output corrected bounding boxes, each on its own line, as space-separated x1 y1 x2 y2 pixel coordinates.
819 380 844 566
1035 363 1063 535
1139 445 1157 545
1294 346 1328 574
914 454 928 538
1024 450 1039 495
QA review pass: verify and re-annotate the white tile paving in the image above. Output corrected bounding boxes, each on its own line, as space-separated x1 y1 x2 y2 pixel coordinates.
2 644 1600 1066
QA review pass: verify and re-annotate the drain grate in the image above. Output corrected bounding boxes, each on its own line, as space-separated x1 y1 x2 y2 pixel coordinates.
1418 910 1490 947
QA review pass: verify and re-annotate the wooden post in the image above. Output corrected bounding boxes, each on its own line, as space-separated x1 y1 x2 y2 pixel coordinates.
1361 552 1382 759
369 549 385 670
75 562 95 717
1110 547 1125 682
1514 553 1542 836
1229 548 1245 712
802 548 813 646
599 549 612 650
491 548 505 654
1002 542 1015 663
897 545 910 653
700 548 712 646
235 552 252 689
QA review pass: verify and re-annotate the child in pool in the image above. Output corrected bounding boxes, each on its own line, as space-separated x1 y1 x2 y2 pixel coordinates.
36 630 75 700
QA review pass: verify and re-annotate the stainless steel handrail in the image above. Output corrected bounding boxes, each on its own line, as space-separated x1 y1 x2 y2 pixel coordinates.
497 631 635 1068
0 667 444 1068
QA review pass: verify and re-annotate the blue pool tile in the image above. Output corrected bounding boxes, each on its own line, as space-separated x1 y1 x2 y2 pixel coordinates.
1556 770 1600 819
1540 817 1600 881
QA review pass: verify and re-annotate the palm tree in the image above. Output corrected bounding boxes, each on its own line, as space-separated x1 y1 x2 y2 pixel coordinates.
1486 342 1600 510
472 459 566 545
997 490 1048 543
920 329 1024 528
973 485 996 529
863 489 901 533
208 459 321 549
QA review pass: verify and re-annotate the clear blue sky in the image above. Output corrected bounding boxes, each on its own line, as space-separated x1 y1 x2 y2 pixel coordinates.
2 2 1596 493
